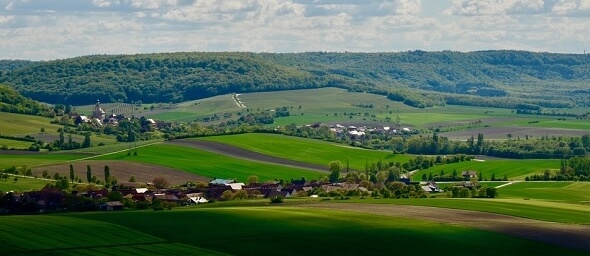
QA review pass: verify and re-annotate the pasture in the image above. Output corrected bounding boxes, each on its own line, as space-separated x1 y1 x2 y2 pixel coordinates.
0 176 53 192
0 138 32 149
498 182 590 204
0 214 220 255
61 206 585 255
0 153 85 169
197 133 409 170
72 88 590 139
0 112 61 136
94 143 325 182
411 158 560 181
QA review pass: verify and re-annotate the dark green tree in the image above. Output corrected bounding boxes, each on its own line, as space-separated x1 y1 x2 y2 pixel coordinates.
69 164 74 183
86 165 92 183
328 160 343 183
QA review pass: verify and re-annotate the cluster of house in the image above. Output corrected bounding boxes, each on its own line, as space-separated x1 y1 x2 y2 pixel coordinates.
74 100 156 127
327 124 412 137
4 174 481 213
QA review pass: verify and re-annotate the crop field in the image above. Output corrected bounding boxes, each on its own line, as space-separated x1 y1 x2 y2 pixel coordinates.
60 206 586 255
411 158 560 181
94 143 325 182
334 198 590 225
0 138 32 149
0 153 86 169
197 133 410 170
0 112 61 136
0 176 53 192
498 182 590 204
0 214 220 255
71 88 590 139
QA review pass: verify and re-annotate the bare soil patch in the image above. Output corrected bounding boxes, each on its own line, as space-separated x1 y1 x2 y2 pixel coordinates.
167 139 329 173
304 203 590 252
31 160 209 185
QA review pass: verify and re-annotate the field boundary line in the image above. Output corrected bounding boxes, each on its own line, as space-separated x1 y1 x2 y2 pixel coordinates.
495 180 521 189
69 141 163 162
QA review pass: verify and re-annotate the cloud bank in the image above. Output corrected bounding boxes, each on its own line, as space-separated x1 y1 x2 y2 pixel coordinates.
0 0 588 60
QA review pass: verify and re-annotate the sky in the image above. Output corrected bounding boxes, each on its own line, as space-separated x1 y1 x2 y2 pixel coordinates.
0 0 589 60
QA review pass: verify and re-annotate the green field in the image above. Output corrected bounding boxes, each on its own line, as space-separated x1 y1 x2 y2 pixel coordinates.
60 206 583 256
0 112 61 136
498 182 590 204
0 138 32 149
0 153 85 169
94 143 325 182
71 88 590 135
198 133 411 170
334 198 590 225
0 176 53 192
0 214 222 255
412 158 560 181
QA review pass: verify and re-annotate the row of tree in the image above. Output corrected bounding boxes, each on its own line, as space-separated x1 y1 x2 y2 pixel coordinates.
2 50 590 108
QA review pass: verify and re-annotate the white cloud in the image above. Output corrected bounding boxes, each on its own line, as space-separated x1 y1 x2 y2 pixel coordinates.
444 0 545 16
0 0 588 60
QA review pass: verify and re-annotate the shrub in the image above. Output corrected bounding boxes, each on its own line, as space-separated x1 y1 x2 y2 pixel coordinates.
270 196 284 204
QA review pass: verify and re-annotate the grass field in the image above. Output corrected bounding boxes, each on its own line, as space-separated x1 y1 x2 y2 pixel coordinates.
334 197 590 225
0 153 86 169
94 143 325 182
498 182 590 204
198 133 410 171
0 214 223 255
0 138 32 149
0 112 61 136
412 158 560 181
70 88 590 137
0 176 53 192
60 206 584 256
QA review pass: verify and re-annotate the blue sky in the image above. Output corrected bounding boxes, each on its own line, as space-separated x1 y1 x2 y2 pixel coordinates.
1 0 589 60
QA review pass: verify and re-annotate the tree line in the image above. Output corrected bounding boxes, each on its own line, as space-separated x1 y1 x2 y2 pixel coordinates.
2 50 590 109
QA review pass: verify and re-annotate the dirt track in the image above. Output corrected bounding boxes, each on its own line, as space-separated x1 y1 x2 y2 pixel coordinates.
167 139 329 173
304 203 590 252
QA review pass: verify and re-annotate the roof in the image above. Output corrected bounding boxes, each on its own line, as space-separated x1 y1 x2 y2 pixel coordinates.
103 201 123 207
227 183 245 190
209 179 235 185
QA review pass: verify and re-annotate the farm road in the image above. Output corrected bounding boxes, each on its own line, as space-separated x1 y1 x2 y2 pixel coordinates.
166 139 329 173
305 203 590 252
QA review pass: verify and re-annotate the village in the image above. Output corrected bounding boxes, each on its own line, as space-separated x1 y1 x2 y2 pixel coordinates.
0 170 494 214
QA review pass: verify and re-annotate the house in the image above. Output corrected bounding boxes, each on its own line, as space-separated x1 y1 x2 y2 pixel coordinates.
421 181 442 193
266 190 291 198
188 196 208 204
462 171 478 179
20 188 65 212
101 201 123 211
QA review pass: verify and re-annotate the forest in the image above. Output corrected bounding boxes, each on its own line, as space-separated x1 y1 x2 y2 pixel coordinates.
0 51 589 108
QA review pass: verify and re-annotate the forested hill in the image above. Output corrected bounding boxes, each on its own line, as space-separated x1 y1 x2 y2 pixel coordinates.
0 84 48 115
0 51 589 108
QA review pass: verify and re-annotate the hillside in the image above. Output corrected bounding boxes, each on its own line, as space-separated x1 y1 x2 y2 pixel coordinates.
0 84 48 115
1 51 589 108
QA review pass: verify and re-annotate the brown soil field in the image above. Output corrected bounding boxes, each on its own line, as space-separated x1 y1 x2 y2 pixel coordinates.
304 203 590 252
167 139 329 173
31 160 209 185
440 126 590 140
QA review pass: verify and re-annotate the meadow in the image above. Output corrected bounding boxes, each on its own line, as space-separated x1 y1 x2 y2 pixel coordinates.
0 112 61 136
46 206 587 255
0 153 85 169
71 88 590 136
94 143 325 182
197 133 410 170
411 158 560 181
0 176 53 192
498 182 590 204
336 197 590 225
